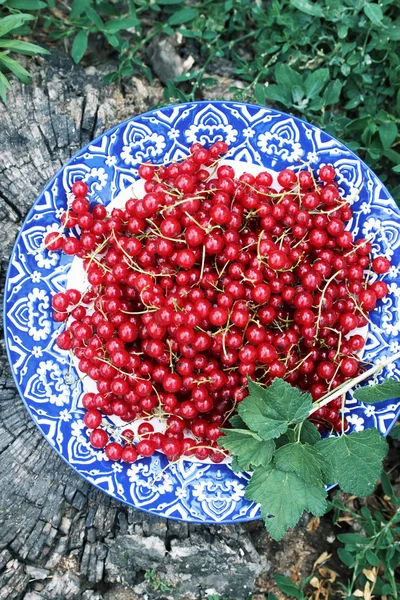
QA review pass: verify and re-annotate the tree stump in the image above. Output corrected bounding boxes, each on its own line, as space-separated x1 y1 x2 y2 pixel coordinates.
0 52 334 600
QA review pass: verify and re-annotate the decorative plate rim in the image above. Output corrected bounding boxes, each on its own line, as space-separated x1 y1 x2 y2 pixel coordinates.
4 100 400 524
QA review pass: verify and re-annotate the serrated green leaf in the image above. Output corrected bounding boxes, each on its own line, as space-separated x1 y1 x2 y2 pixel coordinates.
315 429 389 497
229 414 248 429
167 7 199 26
218 429 274 471
305 68 329 99
5 0 45 8
70 0 90 19
230 455 242 472
245 463 327 540
290 0 323 17
389 423 400 439
0 14 34 38
0 52 30 83
274 574 302 598
274 442 325 484
71 30 88 64
103 17 140 33
323 80 342 106
353 378 400 403
379 122 398 151
364 3 383 26
275 63 303 89
0 39 49 55
300 420 321 445
239 379 313 441
264 84 291 105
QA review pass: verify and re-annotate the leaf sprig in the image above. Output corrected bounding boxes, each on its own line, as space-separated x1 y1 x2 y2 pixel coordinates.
218 377 391 541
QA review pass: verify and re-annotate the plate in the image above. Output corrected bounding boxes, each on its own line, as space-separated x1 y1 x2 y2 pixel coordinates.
4 101 400 524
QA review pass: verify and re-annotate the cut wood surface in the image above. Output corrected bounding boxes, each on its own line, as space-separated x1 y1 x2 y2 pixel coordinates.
0 53 331 600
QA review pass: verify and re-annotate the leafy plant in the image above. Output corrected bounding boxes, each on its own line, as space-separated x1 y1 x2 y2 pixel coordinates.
144 568 174 593
274 573 313 599
0 3 49 101
217 372 399 541
330 482 400 599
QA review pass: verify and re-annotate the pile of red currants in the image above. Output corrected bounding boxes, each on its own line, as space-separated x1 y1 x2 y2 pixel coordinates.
46 141 390 463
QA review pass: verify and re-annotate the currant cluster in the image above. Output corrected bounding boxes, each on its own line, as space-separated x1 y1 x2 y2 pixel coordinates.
47 141 390 463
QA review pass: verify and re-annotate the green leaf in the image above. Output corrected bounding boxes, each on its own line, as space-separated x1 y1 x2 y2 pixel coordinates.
386 21 400 41
0 52 30 83
218 429 274 471
292 85 304 104
245 463 327 541
323 80 342 106
389 423 400 440
366 549 380 567
275 63 303 89
254 82 266 105
70 0 90 19
103 17 140 33
290 0 324 17
267 594 279 600
167 8 199 26
157 0 183 3
299 420 321 445
71 30 88 64
379 122 398 151
353 378 400 403
0 70 11 102
264 84 291 105
337 533 369 544
393 165 400 174
0 14 34 38
229 414 247 429
0 39 49 55
5 0 46 8
85 7 104 30
274 442 325 484
274 574 302 599
315 429 389 497
364 3 384 26
381 470 394 498
239 378 313 441
337 548 354 567
304 68 329 99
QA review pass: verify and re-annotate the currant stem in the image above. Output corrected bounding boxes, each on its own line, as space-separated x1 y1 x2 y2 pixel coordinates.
310 349 400 415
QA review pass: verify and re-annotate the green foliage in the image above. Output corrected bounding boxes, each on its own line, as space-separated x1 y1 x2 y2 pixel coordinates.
0 0 399 197
271 476 400 599
353 378 400 403
143 569 174 593
274 573 312 599
218 378 389 541
0 2 49 101
330 485 400 599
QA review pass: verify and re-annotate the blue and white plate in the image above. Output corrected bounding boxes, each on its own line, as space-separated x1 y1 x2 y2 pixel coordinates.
4 101 400 523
